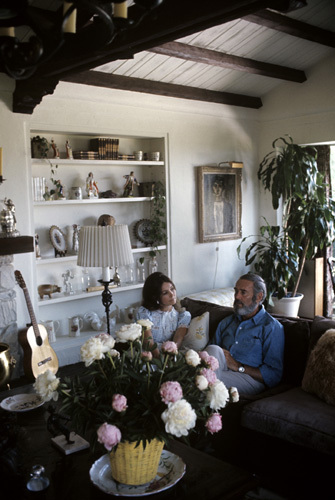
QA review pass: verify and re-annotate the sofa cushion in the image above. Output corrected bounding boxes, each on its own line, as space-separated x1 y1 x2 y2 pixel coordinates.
182 312 209 351
241 387 335 456
302 329 335 406
279 318 310 386
180 298 233 340
310 315 335 353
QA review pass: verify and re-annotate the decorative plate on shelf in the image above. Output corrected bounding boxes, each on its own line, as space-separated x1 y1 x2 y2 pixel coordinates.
89 450 186 497
49 225 67 256
134 219 152 245
0 394 44 412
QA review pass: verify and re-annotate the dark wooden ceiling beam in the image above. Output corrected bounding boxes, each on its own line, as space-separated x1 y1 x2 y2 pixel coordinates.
244 9 335 47
149 41 306 82
61 70 263 109
10 0 301 114
36 0 288 79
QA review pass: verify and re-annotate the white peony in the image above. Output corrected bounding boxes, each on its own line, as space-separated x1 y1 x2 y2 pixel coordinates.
207 380 230 410
96 333 116 350
185 349 201 367
229 386 239 403
137 319 153 330
195 374 209 391
161 399 197 437
80 337 110 367
34 369 60 402
116 323 142 342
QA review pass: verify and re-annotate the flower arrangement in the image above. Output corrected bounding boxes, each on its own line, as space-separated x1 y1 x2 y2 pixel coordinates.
34 320 238 452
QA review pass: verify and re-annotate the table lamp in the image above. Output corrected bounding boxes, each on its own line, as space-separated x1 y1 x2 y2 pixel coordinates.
77 225 134 334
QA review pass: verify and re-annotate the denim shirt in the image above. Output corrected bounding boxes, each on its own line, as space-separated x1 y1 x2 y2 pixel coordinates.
211 306 284 388
137 306 191 347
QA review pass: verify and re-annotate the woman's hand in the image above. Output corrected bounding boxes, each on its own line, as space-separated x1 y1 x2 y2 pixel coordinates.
173 327 188 349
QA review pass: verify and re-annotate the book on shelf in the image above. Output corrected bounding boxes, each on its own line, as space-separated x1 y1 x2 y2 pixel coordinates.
90 138 120 160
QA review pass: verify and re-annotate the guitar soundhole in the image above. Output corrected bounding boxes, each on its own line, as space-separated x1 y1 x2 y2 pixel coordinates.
36 336 43 347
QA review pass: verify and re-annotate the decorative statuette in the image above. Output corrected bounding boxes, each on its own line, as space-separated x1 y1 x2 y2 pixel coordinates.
0 198 19 237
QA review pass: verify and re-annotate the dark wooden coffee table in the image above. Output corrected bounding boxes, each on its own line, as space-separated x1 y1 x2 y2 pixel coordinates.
0 381 258 500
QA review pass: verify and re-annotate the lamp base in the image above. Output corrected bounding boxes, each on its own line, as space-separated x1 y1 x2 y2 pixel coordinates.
98 279 114 334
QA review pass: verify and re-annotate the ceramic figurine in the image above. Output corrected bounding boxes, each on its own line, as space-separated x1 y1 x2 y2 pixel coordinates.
86 172 99 198
123 171 140 197
65 140 73 160
51 139 60 158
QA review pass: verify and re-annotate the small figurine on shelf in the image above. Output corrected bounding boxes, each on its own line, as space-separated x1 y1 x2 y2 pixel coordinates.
0 198 19 237
86 172 99 198
62 269 74 295
51 139 60 159
65 140 73 160
54 180 66 200
123 171 140 197
35 233 41 259
72 224 80 254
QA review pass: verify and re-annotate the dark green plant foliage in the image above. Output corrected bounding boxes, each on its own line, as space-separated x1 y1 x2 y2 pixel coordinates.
148 181 167 256
240 136 335 298
237 218 298 304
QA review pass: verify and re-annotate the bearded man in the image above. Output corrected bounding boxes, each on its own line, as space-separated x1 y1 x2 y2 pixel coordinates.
206 273 284 395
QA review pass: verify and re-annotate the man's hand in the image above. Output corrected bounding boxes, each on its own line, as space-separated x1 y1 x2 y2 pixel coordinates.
222 348 264 383
222 349 239 371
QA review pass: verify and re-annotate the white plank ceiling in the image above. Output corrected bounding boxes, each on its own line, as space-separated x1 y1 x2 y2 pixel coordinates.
92 0 335 99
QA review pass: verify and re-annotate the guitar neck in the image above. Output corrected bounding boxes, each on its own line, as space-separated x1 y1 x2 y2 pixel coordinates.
22 286 40 339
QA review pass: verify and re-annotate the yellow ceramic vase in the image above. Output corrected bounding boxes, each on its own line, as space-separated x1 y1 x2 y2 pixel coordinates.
110 439 164 485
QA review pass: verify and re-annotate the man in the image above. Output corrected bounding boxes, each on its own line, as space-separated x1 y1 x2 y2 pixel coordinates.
206 273 284 395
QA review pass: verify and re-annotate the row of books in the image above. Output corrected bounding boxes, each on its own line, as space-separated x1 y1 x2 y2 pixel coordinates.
90 138 120 160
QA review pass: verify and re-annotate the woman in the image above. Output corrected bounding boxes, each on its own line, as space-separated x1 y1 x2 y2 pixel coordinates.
137 272 191 356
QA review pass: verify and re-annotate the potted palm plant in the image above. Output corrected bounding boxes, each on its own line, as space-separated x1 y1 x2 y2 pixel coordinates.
239 136 335 316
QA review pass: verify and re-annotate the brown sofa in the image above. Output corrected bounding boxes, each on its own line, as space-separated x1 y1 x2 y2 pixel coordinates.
180 297 335 458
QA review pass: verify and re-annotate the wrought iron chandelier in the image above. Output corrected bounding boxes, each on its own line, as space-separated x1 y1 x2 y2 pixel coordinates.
0 1 164 80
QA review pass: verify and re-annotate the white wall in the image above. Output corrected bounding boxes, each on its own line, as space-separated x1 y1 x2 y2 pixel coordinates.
1 52 335 331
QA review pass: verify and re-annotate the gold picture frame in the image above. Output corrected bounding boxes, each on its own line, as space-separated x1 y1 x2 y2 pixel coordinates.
197 166 242 243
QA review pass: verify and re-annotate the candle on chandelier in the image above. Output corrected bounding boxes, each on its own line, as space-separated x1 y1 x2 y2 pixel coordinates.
63 2 77 33
0 147 3 177
114 1 128 19
0 27 15 37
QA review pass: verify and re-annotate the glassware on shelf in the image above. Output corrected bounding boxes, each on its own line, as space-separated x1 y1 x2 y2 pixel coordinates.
137 259 146 283
148 256 158 275
125 264 134 284
81 268 91 291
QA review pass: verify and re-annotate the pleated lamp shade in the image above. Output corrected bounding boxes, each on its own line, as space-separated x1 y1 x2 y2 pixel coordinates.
77 225 134 282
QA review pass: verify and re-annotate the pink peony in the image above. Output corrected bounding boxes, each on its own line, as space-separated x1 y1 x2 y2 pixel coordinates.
199 351 210 362
160 381 183 404
97 423 121 451
161 341 178 354
112 394 128 412
207 355 219 371
200 368 217 386
205 413 222 434
141 351 153 362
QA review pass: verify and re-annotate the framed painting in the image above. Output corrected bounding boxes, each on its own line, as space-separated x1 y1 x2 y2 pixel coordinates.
197 166 242 243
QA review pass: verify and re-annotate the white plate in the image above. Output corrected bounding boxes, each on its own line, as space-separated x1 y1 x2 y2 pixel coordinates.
89 450 186 497
0 393 44 412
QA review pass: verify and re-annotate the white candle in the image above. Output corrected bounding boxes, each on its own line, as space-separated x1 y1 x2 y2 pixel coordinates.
114 1 128 19
0 27 15 37
63 2 77 33
0 147 3 177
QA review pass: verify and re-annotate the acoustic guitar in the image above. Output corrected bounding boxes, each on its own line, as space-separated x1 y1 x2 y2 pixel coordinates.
15 270 59 380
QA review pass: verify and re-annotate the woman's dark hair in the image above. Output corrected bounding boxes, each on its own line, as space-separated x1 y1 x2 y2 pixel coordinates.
142 272 175 311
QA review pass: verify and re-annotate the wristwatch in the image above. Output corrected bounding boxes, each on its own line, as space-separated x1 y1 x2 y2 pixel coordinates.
238 365 245 373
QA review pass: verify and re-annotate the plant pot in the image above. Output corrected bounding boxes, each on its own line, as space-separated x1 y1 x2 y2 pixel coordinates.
109 439 164 485
271 293 304 318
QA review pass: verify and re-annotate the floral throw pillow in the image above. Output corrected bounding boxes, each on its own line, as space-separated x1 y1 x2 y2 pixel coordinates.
302 328 335 406
182 312 209 351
